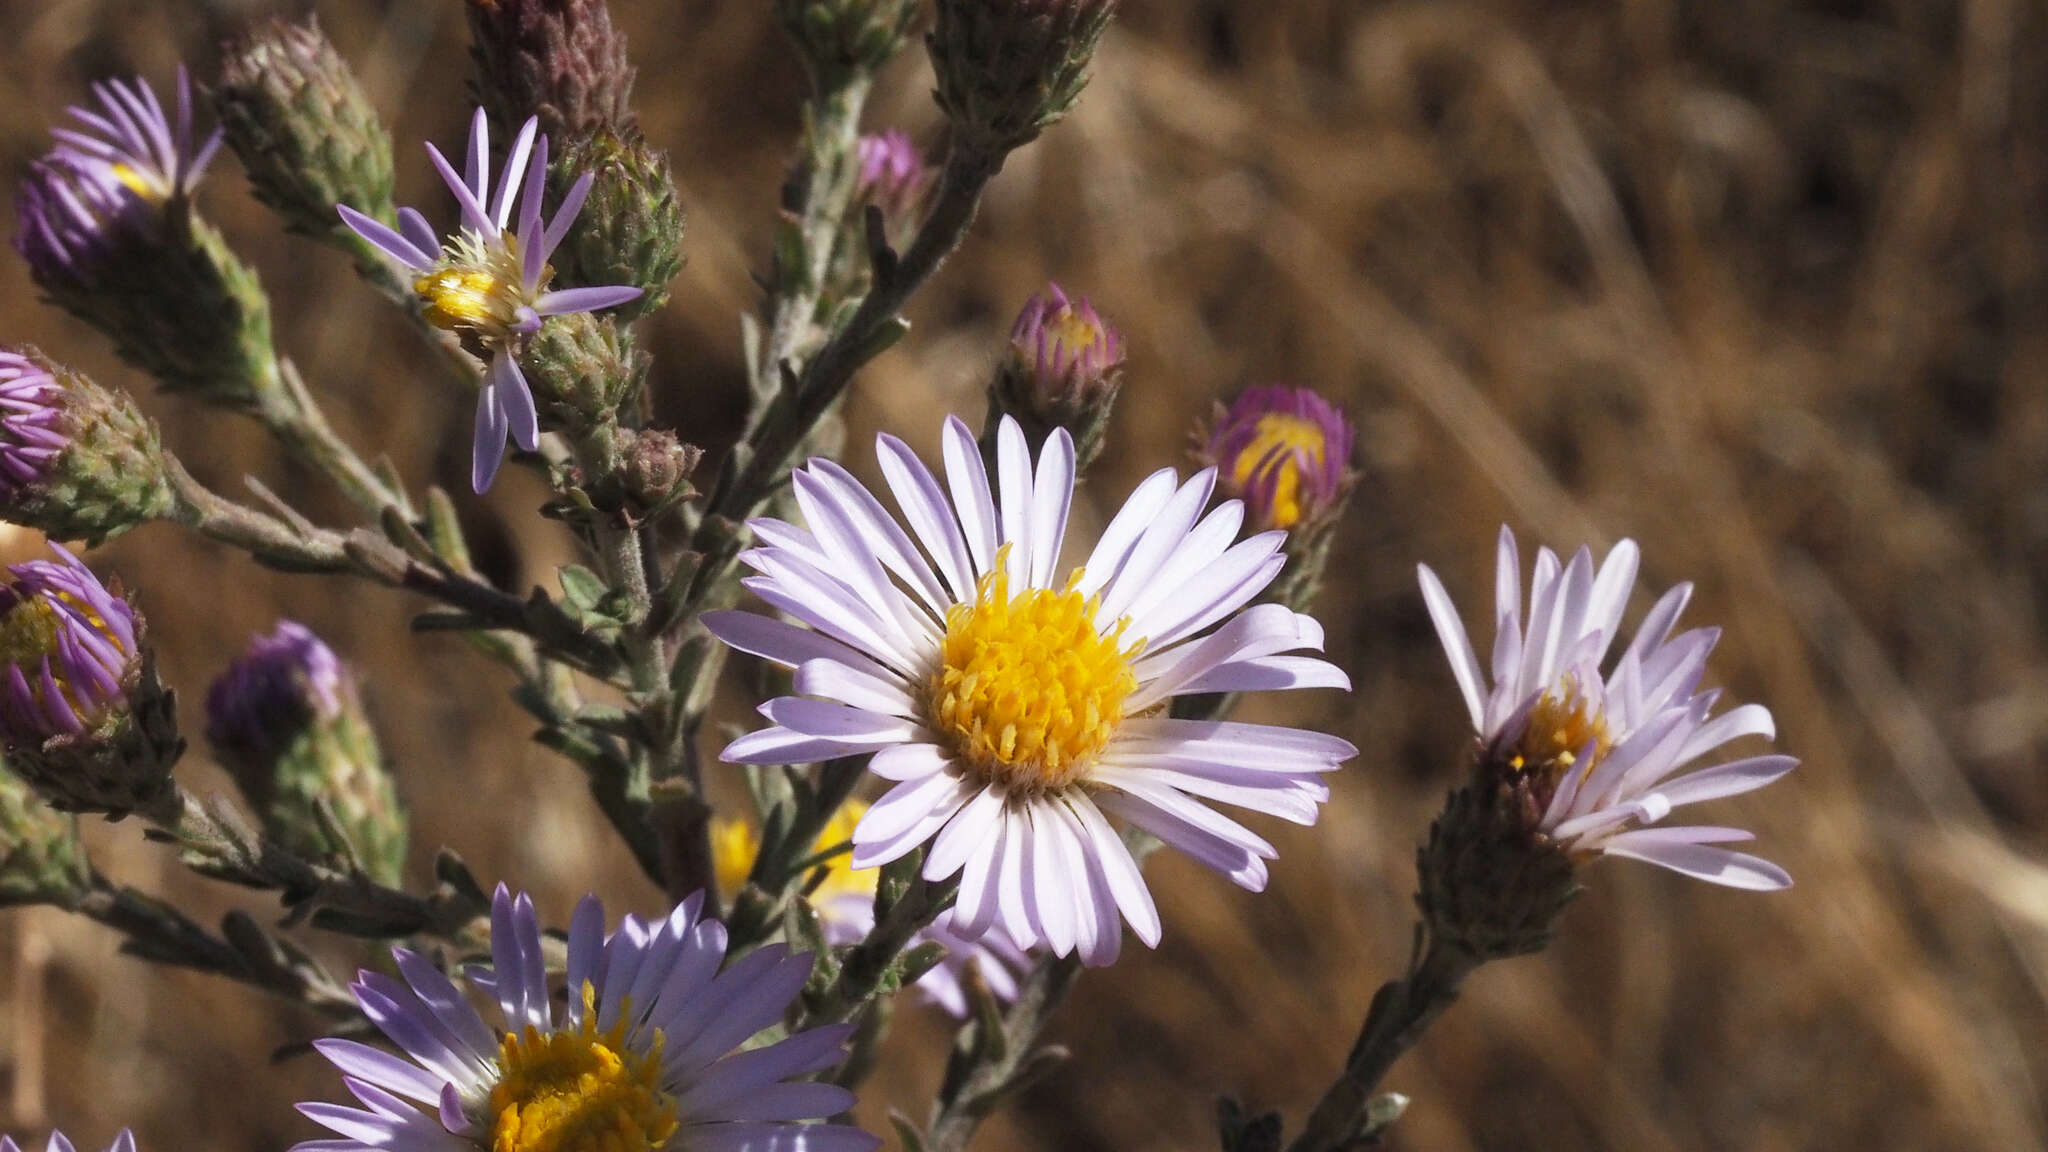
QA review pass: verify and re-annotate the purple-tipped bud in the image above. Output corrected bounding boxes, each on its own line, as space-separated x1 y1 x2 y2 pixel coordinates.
1204 386 1356 533
1199 386 1358 612
206 621 405 882
988 283 1126 468
856 130 934 232
0 350 173 546
0 547 179 815
465 0 637 140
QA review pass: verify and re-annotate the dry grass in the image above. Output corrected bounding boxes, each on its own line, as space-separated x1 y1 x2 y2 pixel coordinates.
0 0 2044 1148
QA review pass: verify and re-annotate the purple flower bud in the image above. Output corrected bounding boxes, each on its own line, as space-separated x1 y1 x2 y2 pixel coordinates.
1205 386 1356 532
1007 283 1123 404
205 620 346 767
0 354 70 500
856 130 933 227
13 70 221 288
0 547 140 743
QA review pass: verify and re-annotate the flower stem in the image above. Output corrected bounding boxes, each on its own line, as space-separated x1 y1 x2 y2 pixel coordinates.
1285 929 1476 1152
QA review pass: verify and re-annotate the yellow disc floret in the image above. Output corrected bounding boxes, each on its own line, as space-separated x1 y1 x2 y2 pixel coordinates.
711 802 875 904
929 548 1142 796
1504 680 1611 792
487 983 678 1152
415 231 545 343
1230 412 1330 530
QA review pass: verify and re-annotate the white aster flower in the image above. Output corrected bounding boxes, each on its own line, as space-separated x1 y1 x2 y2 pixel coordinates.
1417 526 1796 889
706 415 1356 967
711 803 1031 1017
295 886 878 1152
2 1133 137 1152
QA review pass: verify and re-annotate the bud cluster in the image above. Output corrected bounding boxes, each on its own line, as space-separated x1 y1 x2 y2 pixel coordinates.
0 760 91 908
777 0 921 88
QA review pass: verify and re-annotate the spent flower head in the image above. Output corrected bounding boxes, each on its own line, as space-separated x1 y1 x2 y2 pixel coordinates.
712 802 1030 1016
341 109 643 491
296 886 879 1152
0 546 178 815
0 349 173 546
206 621 405 883
707 415 1356 966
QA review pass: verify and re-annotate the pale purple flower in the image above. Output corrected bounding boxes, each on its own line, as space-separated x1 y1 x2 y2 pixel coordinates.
1 1132 140 1152
855 130 932 226
1418 527 1796 890
706 415 1355 967
296 886 878 1152
0 354 71 499
14 69 221 285
1205 386 1355 532
339 108 641 492
0 546 140 744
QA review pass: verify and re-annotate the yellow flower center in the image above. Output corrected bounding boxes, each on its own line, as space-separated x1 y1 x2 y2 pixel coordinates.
487 984 678 1152
0 594 124 725
1231 412 1329 529
1505 682 1611 791
712 803 874 903
1043 308 1109 364
929 548 1142 796
414 232 543 342
108 163 163 202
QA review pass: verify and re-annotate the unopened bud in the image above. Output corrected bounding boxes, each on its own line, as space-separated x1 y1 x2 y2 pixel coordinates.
928 0 1115 160
206 621 406 884
0 759 91 908
989 283 1124 469
856 130 934 242
1198 386 1357 611
546 129 684 317
521 311 642 432
0 548 180 817
777 0 921 88
0 350 173 547
466 0 636 140
614 427 701 514
216 19 397 252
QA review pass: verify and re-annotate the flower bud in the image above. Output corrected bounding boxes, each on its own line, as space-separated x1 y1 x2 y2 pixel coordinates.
521 311 643 432
989 283 1125 469
0 759 91 908
615 427 701 513
14 72 278 411
1415 778 1581 964
545 128 685 317
206 621 406 884
0 547 180 817
1199 386 1357 612
856 130 934 242
466 0 636 141
215 18 397 250
0 350 174 546
777 0 920 88
928 0 1116 160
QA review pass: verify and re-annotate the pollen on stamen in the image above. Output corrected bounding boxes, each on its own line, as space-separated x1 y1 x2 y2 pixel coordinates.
928 545 1143 797
486 983 679 1152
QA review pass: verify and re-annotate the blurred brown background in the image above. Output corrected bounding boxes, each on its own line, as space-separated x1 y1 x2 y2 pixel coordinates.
0 0 2044 1148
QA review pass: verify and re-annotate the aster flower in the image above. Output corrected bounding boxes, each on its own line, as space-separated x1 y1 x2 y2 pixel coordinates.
1 1133 139 1152
1417 527 1796 890
706 415 1356 966
0 355 70 499
712 802 1030 1017
206 621 405 884
339 108 642 492
0 545 176 815
0 349 173 546
1204 386 1356 534
296 886 878 1152
14 69 221 284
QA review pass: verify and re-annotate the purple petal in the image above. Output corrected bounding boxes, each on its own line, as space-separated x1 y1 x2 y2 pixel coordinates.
472 384 509 493
338 204 435 270
532 285 643 317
